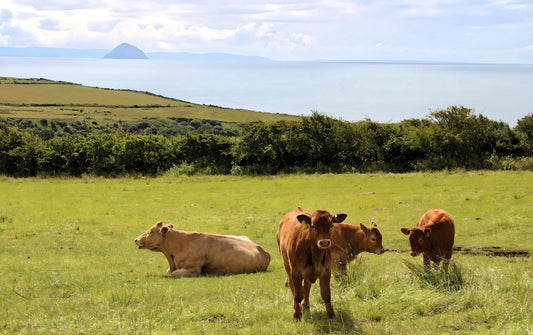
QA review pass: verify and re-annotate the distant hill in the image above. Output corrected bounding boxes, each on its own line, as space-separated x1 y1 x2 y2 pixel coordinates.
0 46 108 58
0 45 271 62
104 43 148 59
0 77 298 123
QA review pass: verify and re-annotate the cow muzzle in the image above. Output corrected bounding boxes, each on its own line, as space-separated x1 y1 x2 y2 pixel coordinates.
410 251 419 257
134 238 143 248
317 239 331 249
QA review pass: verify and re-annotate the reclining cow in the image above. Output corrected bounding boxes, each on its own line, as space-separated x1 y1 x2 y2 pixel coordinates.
135 221 271 277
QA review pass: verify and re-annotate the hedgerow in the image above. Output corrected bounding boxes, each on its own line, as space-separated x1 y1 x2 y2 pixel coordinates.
1 107 532 177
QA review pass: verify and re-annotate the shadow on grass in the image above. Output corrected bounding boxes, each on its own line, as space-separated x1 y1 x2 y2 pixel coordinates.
303 308 362 334
403 260 465 291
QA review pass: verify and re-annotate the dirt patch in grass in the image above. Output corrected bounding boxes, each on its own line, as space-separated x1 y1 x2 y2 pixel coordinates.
388 246 530 257
453 246 529 257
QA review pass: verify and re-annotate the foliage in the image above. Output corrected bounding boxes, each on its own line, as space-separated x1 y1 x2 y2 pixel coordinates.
515 113 533 156
1 107 532 177
0 116 241 139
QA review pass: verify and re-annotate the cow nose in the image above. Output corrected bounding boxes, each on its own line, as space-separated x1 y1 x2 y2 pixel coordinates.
410 251 418 257
134 239 138 243
317 239 331 249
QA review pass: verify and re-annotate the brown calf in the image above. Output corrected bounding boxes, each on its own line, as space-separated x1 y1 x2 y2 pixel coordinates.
401 209 455 271
277 207 347 321
330 222 385 274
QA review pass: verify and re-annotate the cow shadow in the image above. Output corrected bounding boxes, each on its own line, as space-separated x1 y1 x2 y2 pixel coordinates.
304 308 361 334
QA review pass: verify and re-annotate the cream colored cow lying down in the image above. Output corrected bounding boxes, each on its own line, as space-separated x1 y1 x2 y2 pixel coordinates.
135 221 271 277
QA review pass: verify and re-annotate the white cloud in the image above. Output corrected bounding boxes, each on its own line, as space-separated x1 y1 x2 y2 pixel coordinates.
87 20 119 33
1 9 13 23
0 0 531 62
39 19 60 31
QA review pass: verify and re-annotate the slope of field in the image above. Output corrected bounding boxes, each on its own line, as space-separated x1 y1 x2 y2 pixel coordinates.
0 77 299 123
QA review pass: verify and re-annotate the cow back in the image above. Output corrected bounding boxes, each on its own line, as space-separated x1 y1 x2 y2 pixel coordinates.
417 209 455 250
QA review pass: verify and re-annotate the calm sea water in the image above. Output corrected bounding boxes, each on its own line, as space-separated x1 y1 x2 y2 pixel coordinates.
1 57 532 126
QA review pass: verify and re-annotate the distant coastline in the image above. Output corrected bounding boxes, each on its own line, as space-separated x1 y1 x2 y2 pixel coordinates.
1 57 531 127
2 45 531 65
0 45 271 62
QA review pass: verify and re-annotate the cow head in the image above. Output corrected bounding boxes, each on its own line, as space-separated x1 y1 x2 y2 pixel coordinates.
135 221 172 251
401 227 432 256
298 210 347 250
360 222 385 255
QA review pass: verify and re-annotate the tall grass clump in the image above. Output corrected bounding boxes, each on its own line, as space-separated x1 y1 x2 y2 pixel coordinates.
404 260 465 291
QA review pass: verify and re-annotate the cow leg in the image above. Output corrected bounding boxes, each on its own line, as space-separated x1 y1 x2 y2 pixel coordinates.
319 273 335 319
290 273 304 321
170 267 201 277
442 255 451 273
283 263 292 288
423 254 431 271
302 279 312 310
163 253 176 273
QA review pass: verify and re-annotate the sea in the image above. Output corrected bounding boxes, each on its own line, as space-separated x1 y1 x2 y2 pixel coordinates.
1 57 532 126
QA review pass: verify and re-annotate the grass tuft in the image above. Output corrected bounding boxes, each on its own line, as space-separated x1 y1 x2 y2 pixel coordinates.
404 260 465 291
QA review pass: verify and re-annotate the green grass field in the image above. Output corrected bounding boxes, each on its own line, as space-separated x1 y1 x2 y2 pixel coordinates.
0 77 299 123
0 171 531 334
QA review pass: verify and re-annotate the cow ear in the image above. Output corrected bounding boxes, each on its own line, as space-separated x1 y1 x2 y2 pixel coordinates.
371 222 378 228
424 228 432 237
166 224 174 229
334 213 347 223
160 226 169 235
156 221 163 227
360 223 368 232
401 228 410 235
297 213 311 226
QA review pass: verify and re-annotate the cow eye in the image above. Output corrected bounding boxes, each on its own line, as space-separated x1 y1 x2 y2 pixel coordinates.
418 238 423 244
371 237 376 242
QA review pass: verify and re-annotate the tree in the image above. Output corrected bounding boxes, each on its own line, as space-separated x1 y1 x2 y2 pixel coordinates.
515 113 533 156
0 123 42 177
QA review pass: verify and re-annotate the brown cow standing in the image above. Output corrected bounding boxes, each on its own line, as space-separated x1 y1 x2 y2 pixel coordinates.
330 222 385 274
401 209 455 271
135 221 271 277
277 207 347 321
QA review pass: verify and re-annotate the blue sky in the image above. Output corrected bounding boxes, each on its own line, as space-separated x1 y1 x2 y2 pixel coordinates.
1 0 532 63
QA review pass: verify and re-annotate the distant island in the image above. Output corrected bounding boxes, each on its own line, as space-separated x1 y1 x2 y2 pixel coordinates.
104 43 148 59
0 43 270 62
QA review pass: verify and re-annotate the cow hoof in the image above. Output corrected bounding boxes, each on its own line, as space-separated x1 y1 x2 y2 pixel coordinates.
326 305 335 319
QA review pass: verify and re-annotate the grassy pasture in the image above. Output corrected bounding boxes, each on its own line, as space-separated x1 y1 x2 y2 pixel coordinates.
0 171 531 334
0 77 299 122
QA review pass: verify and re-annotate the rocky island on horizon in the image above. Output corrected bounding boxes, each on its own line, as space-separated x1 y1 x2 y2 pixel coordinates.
103 43 148 59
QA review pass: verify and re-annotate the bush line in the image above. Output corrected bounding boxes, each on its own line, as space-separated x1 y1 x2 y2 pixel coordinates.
1 106 532 177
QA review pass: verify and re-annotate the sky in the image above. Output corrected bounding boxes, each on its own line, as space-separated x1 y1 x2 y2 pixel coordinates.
0 0 532 63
